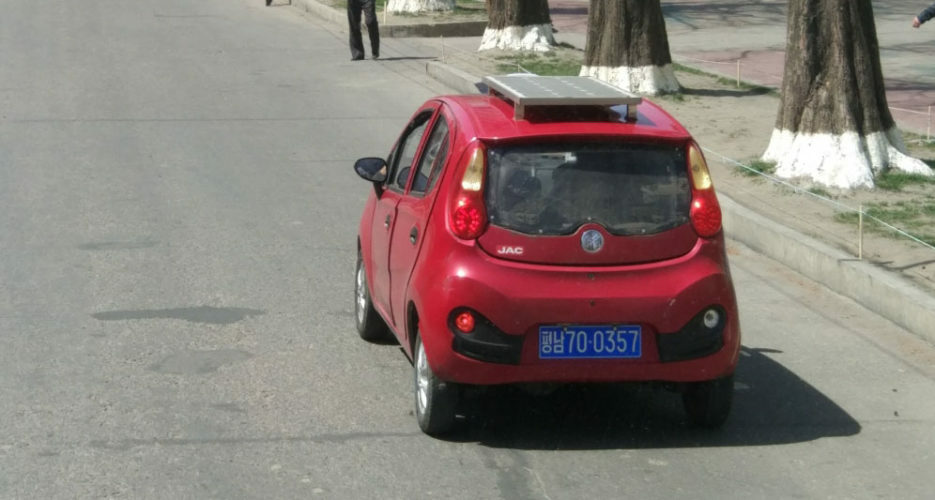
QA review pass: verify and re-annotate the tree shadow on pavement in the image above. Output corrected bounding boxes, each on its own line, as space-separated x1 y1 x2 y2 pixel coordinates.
682 86 772 98
446 345 861 450
550 7 587 16
661 1 787 29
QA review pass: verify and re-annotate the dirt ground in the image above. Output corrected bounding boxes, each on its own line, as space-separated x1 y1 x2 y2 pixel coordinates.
658 70 935 295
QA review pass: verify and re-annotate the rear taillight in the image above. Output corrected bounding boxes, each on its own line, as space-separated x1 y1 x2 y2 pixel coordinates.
448 145 488 240
688 143 722 238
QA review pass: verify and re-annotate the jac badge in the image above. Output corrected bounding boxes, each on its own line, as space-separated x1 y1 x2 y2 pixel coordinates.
497 246 524 256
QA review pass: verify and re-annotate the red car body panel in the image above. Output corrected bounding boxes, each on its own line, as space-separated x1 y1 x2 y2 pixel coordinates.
407 229 740 385
357 93 741 387
478 223 699 266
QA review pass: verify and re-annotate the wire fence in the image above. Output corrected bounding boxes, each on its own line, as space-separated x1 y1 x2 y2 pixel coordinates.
437 36 539 75
703 147 935 258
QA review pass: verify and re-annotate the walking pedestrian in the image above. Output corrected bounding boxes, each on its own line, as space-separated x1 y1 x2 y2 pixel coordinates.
348 0 380 60
912 2 935 28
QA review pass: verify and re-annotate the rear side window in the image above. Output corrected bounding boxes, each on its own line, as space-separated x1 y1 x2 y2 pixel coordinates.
410 116 450 196
388 111 433 192
486 143 691 236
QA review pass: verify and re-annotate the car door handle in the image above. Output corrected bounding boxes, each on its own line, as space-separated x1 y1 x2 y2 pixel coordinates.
384 214 391 228
409 227 418 244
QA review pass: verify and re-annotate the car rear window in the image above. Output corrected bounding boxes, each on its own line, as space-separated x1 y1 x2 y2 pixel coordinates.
486 142 691 236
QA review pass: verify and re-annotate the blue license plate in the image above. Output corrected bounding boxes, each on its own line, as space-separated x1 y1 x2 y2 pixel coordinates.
539 325 642 359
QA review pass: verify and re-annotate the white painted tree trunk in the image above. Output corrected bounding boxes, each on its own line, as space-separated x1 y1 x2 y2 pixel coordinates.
578 64 680 95
762 128 934 189
478 24 555 52
386 0 454 14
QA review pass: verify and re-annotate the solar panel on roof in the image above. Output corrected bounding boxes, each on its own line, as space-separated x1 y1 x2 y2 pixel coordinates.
483 75 642 121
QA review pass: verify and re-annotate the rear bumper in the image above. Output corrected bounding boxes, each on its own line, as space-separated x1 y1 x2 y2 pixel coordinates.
431 342 738 385
410 237 741 386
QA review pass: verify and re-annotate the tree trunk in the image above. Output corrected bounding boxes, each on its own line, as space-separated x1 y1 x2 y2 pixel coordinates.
479 0 554 52
387 0 454 14
762 0 932 189
579 0 679 95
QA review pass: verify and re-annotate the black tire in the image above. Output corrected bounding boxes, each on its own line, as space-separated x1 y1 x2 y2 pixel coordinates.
355 250 388 342
265 0 272 6
414 334 459 435
682 374 734 428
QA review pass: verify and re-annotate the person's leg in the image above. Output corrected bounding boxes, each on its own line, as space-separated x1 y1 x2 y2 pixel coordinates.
361 0 380 59
347 0 365 60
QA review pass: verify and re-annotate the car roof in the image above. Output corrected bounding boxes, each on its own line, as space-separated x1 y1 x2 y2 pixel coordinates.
436 92 693 144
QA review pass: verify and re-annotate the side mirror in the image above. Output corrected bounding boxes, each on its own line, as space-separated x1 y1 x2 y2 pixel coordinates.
354 157 388 183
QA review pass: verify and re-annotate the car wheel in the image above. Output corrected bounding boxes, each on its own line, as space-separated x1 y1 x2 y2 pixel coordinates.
414 333 459 435
355 250 388 341
682 374 733 428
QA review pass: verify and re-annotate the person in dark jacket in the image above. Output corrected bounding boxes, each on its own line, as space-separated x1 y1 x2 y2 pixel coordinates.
348 0 379 60
913 3 935 27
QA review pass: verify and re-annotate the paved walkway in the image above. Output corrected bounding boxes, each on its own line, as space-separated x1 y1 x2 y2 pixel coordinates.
549 0 935 136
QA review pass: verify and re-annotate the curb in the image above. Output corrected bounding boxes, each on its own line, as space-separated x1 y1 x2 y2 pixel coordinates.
426 60 485 95
422 61 935 344
382 21 486 38
289 0 486 38
720 195 935 342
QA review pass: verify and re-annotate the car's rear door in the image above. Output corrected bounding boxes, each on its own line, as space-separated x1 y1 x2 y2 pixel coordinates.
369 104 438 327
388 107 454 333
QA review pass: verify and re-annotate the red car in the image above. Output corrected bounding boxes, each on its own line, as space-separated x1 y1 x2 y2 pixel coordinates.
354 75 741 435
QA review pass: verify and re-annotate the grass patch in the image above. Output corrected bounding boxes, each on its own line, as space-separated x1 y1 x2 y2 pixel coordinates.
901 131 935 150
834 201 935 246
672 63 776 96
657 92 686 103
736 159 776 178
808 186 833 198
494 51 581 76
672 62 707 77
874 170 935 191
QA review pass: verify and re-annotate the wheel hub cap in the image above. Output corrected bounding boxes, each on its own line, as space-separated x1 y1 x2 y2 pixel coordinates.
416 344 429 413
355 266 366 325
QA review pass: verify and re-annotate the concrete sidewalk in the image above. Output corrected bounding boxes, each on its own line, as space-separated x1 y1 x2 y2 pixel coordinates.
285 0 935 344
662 0 935 136
545 0 935 135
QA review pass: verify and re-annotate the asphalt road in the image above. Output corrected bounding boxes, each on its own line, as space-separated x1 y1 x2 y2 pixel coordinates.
2 0 934 498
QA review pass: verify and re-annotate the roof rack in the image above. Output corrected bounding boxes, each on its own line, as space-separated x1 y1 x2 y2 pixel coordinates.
483 75 642 122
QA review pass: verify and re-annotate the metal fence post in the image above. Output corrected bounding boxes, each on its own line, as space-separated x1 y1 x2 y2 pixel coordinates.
929 106 932 142
858 205 864 260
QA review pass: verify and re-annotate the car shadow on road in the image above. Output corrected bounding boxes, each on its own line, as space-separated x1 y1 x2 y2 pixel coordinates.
446 345 861 450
